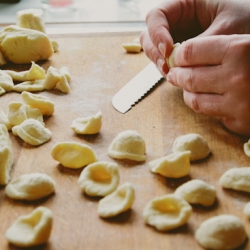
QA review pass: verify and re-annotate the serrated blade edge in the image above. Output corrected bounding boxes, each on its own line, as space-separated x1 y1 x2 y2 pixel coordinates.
112 62 163 113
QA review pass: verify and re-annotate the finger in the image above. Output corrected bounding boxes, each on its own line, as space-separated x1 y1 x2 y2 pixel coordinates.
140 30 168 75
167 65 226 94
174 36 230 66
182 90 229 117
220 117 250 136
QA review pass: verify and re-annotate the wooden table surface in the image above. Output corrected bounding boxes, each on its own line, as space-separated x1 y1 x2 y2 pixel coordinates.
0 31 250 250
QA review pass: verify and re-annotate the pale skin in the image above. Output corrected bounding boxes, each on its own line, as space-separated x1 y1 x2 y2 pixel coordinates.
140 0 250 136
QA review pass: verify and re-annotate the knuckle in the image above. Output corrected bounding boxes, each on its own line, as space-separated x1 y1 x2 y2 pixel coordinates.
183 92 201 113
182 41 194 64
184 69 195 91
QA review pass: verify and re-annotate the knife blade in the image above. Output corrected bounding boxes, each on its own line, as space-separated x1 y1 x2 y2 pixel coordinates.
112 62 163 113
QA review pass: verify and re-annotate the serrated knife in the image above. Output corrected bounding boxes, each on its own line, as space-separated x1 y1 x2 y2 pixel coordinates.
112 62 163 113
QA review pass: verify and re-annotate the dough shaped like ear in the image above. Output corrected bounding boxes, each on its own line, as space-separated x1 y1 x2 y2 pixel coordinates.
149 151 191 178
175 179 216 206
78 161 119 197
143 194 192 231
5 206 53 247
51 141 97 169
195 215 247 250
166 43 180 69
108 130 146 161
98 182 135 218
172 133 210 161
0 70 14 92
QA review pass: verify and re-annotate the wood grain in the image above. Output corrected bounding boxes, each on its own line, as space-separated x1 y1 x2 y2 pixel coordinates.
0 31 249 250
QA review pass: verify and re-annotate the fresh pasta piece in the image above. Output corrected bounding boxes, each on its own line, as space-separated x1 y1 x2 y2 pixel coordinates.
51 40 59 52
16 8 46 33
219 167 250 193
59 66 70 82
0 86 5 95
78 161 119 197
98 182 135 218
5 206 53 247
71 111 102 135
108 130 146 161
5 173 55 200
4 61 45 81
175 179 216 206
21 91 55 116
166 43 180 69
0 70 14 92
143 194 192 231
0 124 14 185
8 102 43 126
0 109 12 130
122 43 142 53
0 25 53 64
51 141 97 169
55 74 70 93
243 202 250 218
13 80 45 92
43 66 61 90
243 139 250 157
12 119 51 146
149 151 190 178
195 215 247 250
172 133 210 161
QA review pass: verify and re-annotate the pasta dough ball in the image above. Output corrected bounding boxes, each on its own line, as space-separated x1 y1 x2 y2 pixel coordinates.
51 141 97 169
98 182 135 218
172 133 210 161
175 179 216 206
5 173 55 200
219 167 250 193
108 130 146 161
12 119 52 146
195 215 247 250
78 161 119 197
0 25 53 64
0 124 14 185
5 206 53 247
149 151 190 178
166 43 180 69
143 194 192 231
71 111 102 135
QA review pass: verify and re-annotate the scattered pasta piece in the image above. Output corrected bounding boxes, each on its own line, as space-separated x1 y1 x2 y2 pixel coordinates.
0 108 12 130
243 202 250 218
21 91 55 116
219 167 250 193
8 102 43 126
166 43 180 69
51 40 59 52
243 139 250 157
5 206 53 247
78 161 119 197
172 133 210 161
4 61 46 81
122 43 142 53
55 74 70 93
51 141 97 169
0 70 14 92
108 130 146 161
16 8 46 33
59 66 71 82
143 194 192 231
12 119 51 146
5 173 55 200
98 182 135 218
0 25 53 64
0 124 14 185
149 151 191 178
71 111 102 135
195 215 247 250
175 179 216 206
0 86 5 95
13 79 45 92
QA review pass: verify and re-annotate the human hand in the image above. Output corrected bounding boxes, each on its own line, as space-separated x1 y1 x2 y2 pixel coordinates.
167 35 250 136
140 0 250 76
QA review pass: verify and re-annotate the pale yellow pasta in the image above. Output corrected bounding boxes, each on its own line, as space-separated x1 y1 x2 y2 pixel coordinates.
0 124 14 185
143 194 192 231
43 66 61 90
51 40 59 52
21 91 55 116
5 173 55 200
71 111 102 135
13 79 45 92
0 86 5 95
98 182 135 218
122 43 142 53
166 43 180 69
243 139 250 157
0 109 12 130
5 206 53 247
12 119 51 146
0 70 14 92
149 151 191 178
51 141 97 169
55 74 70 93
108 130 146 161
8 102 43 126
59 66 70 82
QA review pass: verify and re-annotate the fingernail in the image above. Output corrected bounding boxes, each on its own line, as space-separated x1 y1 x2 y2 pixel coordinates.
158 43 166 57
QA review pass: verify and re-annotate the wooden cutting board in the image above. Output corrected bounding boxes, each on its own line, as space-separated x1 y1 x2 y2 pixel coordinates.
0 31 249 250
